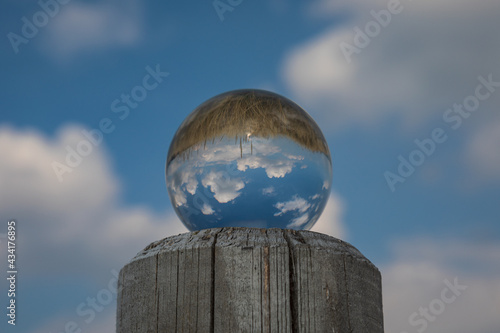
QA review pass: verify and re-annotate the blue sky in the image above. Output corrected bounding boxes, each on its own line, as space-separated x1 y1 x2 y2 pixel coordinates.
0 0 499 332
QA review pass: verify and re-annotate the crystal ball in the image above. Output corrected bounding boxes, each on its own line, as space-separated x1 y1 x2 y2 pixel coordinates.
166 89 332 231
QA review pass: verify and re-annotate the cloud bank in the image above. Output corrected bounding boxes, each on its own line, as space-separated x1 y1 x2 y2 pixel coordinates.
283 0 500 131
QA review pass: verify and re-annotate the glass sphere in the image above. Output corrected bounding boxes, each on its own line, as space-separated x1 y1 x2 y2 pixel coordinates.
166 89 332 231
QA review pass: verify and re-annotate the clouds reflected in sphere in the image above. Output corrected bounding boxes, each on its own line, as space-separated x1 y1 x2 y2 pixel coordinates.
166 89 332 231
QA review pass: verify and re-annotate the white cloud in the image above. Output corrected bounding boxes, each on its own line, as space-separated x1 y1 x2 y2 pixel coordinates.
184 173 199 195
233 140 301 179
0 125 187 332
276 194 344 230
382 238 500 333
262 186 275 195
283 27 354 100
201 203 215 215
172 187 187 207
167 166 199 207
39 0 143 62
0 125 187 280
195 138 302 179
287 212 309 228
282 0 500 131
262 161 294 178
274 195 311 216
201 170 245 203
236 153 298 178
310 192 346 239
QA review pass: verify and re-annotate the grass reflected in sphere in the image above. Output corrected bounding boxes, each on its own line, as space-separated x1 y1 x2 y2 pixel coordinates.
166 89 332 231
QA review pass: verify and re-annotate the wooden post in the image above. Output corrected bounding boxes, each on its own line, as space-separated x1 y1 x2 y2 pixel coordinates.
117 227 384 332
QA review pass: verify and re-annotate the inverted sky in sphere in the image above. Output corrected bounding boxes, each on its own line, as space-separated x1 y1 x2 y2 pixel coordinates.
167 136 331 230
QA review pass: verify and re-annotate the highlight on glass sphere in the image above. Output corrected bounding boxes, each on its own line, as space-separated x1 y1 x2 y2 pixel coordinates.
166 89 332 231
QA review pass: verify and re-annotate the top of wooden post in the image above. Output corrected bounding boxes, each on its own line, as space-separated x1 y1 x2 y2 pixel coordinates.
130 227 374 267
117 228 383 332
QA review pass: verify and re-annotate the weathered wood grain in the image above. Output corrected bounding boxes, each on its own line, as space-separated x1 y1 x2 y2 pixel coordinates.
117 228 383 333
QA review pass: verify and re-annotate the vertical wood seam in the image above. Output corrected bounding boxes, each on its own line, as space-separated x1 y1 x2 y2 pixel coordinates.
263 245 270 333
263 229 270 333
210 230 219 333
282 230 298 333
175 250 179 331
307 247 313 332
196 246 200 331
117 271 122 333
342 253 353 333
155 254 159 333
